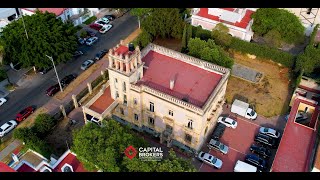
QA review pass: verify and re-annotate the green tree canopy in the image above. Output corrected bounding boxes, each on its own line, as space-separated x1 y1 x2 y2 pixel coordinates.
33 113 56 138
211 23 232 47
252 8 305 44
0 10 77 68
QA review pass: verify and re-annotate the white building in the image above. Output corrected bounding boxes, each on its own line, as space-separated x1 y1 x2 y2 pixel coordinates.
191 8 255 41
0 8 20 31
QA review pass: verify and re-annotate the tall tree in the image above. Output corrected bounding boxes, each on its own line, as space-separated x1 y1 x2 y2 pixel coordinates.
0 11 77 69
181 24 187 51
252 8 305 44
130 8 153 29
186 24 193 45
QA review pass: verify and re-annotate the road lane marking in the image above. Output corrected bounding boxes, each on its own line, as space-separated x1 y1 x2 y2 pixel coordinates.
229 146 246 156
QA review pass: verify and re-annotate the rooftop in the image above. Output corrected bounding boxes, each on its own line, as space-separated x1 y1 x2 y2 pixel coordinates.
136 50 222 108
112 45 135 58
89 87 114 114
196 8 254 29
271 97 319 172
52 152 87 172
23 8 66 16
0 162 16 172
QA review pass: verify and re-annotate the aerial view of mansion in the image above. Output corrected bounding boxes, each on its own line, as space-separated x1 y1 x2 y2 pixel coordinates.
82 40 230 153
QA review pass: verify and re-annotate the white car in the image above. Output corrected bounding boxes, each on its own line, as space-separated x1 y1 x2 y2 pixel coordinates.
85 37 98 46
0 97 7 106
99 17 110 24
0 120 18 137
197 151 223 169
94 20 108 27
99 24 113 34
259 127 280 139
81 60 95 70
217 116 237 129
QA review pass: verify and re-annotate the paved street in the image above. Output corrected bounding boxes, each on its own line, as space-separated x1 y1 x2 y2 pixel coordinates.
0 13 138 125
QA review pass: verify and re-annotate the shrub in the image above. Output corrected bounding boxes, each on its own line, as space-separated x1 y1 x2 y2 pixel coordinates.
32 114 56 138
83 16 97 25
135 30 153 49
13 128 35 142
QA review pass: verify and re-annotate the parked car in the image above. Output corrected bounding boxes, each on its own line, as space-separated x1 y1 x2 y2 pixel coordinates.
250 144 271 159
73 51 84 58
259 127 281 139
211 122 226 140
104 15 116 21
0 97 7 106
0 120 18 137
81 60 95 70
254 133 278 149
78 38 86 45
89 23 102 31
16 106 35 122
95 20 108 26
61 74 77 87
245 154 267 170
99 24 113 34
86 30 96 37
197 151 223 169
86 37 99 46
46 84 60 97
38 66 53 74
87 116 102 126
217 116 238 129
95 49 108 60
207 139 229 155
231 99 257 120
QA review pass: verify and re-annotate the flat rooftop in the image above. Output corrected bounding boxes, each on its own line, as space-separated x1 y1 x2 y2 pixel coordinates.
271 97 319 172
89 87 114 114
136 50 222 108
197 8 254 29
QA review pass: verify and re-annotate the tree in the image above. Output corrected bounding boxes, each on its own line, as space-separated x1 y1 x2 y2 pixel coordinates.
79 30 88 38
252 8 305 44
181 25 187 51
130 8 153 29
0 11 77 69
187 38 208 57
263 29 282 48
211 23 232 47
136 30 152 49
32 113 56 138
186 24 193 45
295 45 320 74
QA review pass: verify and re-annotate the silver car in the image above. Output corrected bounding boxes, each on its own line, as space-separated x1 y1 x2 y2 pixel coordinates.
207 139 229 154
259 127 280 139
81 60 94 70
197 151 223 169
85 37 98 46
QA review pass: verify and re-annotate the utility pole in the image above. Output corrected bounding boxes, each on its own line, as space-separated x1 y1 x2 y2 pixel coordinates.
45 55 63 92
21 14 29 40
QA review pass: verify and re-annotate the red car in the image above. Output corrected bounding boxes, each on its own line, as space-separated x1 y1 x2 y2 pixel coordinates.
16 106 35 122
89 23 102 31
46 84 60 97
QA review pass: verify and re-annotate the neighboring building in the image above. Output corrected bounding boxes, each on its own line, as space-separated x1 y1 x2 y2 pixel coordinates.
0 8 20 31
83 40 230 153
0 162 16 172
20 8 106 26
290 76 320 107
191 8 255 41
4 149 92 172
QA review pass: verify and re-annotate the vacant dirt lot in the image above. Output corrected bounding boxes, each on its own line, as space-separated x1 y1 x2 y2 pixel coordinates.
226 51 293 117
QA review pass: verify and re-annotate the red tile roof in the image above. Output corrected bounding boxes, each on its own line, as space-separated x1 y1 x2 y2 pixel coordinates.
197 8 254 29
17 163 36 172
271 97 319 172
89 87 114 114
23 8 67 16
0 162 16 172
53 153 87 172
113 45 135 58
137 50 222 108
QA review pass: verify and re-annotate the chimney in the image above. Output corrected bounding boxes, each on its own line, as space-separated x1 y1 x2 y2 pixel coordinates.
129 43 134 52
170 79 175 90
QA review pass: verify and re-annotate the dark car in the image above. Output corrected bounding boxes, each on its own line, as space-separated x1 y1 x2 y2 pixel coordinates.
254 133 278 149
245 154 267 170
73 51 84 58
86 30 96 37
78 38 86 45
38 66 52 74
211 122 226 140
95 49 108 60
89 23 102 31
16 106 35 122
61 74 77 87
250 144 271 159
46 84 60 97
104 15 116 21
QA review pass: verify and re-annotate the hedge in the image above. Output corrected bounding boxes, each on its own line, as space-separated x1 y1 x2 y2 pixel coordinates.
229 38 295 68
309 24 319 46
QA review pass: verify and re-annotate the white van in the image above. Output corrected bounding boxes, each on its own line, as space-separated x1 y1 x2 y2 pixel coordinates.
234 160 258 172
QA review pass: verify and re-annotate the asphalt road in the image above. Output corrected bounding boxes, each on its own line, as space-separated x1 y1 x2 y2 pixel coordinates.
0 14 138 125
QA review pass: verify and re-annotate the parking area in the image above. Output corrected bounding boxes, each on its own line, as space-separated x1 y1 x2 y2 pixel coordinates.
198 105 287 172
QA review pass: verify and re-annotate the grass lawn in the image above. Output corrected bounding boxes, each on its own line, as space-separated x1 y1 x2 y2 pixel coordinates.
83 16 97 25
226 51 293 118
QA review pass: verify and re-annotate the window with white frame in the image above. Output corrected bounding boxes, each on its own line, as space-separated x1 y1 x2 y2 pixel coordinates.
187 120 193 129
149 102 154 112
134 114 139 121
124 94 127 105
148 117 154 125
114 78 118 89
115 91 119 98
169 110 173 116
61 163 73 172
123 81 126 92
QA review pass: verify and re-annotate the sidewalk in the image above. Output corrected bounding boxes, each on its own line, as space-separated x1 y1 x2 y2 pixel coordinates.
0 139 21 162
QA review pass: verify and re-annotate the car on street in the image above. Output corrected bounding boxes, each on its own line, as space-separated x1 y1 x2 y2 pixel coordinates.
61 74 77 87
99 17 110 24
103 15 116 21
211 122 226 140
245 154 267 170
78 38 86 45
0 120 18 137
250 144 271 159
95 49 108 60
81 60 95 70
46 84 60 97
197 151 223 169
99 24 113 34
217 116 238 129
259 127 281 139
86 30 96 37
16 106 35 122
86 37 99 46
73 51 84 58
207 139 229 154
254 133 278 149
95 20 108 26
89 23 102 31
0 97 7 106
38 66 53 74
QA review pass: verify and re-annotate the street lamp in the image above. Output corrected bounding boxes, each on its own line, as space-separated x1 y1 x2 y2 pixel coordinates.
45 55 63 92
